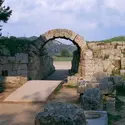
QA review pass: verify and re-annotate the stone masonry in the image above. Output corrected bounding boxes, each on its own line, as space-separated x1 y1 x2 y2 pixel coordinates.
1 29 125 82
87 41 125 78
28 29 87 80
0 53 28 90
0 53 28 76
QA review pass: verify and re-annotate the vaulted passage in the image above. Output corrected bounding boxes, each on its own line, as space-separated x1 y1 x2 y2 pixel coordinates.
28 29 88 80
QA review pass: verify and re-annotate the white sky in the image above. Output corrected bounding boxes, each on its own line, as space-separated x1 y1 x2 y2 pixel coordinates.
2 0 125 43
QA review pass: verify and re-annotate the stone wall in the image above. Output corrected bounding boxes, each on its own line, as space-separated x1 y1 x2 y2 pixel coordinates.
71 49 80 74
28 54 55 80
0 53 28 76
84 41 125 80
0 53 28 92
0 76 27 90
28 44 55 80
1 35 125 82
27 29 88 80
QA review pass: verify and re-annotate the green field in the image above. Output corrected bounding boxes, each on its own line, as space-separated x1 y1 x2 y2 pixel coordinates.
54 57 73 61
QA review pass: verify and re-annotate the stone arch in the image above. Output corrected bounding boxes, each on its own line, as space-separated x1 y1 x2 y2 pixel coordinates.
28 29 88 80
41 29 87 50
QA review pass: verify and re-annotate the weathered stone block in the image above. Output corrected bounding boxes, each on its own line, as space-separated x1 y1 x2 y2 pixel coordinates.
35 102 86 125
17 70 27 76
74 35 86 49
0 57 8 64
121 57 125 69
0 65 3 75
84 72 94 76
84 49 93 59
103 60 111 71
67 76 78 86
104 96 116 112
111 76 125 86
77 80 99 93
43 30 54 41
99 81 114 95
43 29 77 41
85 111 108 125
4 76 27 89
9 71 17 76
15 53 28 63
117 46 122 49
8 57 16 63
113 59 121 69
81 88 103 110
14 64 27 70
3 64 13 71
91 72 107 81
105 64 115 75
120 70 125 76
29 45 40 55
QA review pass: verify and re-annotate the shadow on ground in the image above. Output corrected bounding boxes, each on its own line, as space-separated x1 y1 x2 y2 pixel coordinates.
0 77 5 93
46 69 70 81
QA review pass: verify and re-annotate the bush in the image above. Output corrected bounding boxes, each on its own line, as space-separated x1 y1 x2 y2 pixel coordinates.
60 49 72 57
0 37 32 56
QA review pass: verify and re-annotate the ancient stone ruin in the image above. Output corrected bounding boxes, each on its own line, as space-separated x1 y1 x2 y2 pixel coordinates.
28 29 88 80
1 28 125 124
0 29 125 85
35 102 86 125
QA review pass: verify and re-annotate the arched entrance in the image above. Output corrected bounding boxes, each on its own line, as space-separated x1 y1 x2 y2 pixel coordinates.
28 29 88 80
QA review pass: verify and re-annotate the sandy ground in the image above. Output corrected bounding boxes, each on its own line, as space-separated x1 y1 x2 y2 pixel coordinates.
0 103 44 125
0 61 71 102
0 61 79 125
53 61 71 70
0 87 79 125
47 62 71 80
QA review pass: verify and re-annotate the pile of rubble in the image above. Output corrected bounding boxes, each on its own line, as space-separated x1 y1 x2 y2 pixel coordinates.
34 75 125 125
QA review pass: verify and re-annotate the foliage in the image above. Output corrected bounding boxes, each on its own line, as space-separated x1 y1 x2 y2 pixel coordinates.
54 57 72 61
1 35 125 56
88 36 125 43
0 37 75 57
60 49 72 57
53 84 62 94
65 85 77 88
45 40 76 57
108 113 122 125
0 0 12 35
112 69 120 76
0 36 32 56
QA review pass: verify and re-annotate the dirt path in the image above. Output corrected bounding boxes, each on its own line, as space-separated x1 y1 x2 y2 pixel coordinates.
0 87 78 125
0 103 44 125
47 61 71 80
0 61 71 102
0 61 75 125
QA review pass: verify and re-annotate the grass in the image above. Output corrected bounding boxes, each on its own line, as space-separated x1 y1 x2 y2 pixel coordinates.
54 57 73 61
53 83 62 94
116 86 125 96
107 89 125 125
108 113 122 125
65 84 77 88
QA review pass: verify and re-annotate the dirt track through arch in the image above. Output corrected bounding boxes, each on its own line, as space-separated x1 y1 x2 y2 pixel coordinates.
47 61 71 80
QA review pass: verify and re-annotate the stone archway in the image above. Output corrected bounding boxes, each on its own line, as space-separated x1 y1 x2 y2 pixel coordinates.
42 29 87 50
28 29 88 80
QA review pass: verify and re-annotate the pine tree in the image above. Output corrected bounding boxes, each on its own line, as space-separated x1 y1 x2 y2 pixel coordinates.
0 0 12 35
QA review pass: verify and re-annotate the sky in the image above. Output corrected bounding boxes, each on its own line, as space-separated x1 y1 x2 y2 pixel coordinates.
2 0 125 43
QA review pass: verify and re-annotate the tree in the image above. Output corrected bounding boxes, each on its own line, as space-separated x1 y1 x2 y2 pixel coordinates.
0 0 12 35
60 49 72 57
